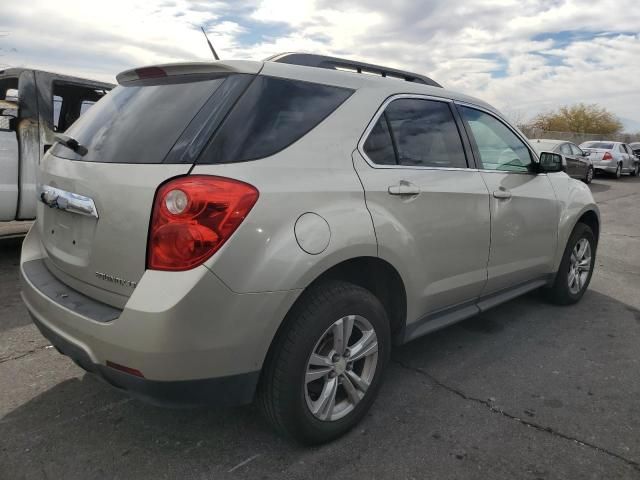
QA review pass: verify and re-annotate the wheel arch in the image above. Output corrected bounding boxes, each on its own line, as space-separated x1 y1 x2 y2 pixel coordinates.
261 256 408 380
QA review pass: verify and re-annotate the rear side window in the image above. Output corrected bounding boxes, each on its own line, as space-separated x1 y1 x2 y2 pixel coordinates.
362 115 396 165
362 98 467 168
200 76 353 164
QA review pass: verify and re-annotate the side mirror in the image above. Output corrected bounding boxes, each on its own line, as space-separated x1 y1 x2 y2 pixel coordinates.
582 150 590 157
538 152 565 173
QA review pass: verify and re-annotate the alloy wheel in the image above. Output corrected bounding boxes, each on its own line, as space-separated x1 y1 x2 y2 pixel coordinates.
304 315 378 421
568 238 591 295
586 167 593 183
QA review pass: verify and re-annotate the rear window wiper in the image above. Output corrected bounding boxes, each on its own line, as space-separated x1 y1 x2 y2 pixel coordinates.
53 133 88 156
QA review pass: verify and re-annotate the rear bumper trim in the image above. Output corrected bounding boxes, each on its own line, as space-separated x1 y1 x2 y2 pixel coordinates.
22 259 122 323
31 313 260 407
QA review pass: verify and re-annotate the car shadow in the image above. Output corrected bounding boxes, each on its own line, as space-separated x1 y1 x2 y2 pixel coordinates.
2 287 640 478
0 237 32 333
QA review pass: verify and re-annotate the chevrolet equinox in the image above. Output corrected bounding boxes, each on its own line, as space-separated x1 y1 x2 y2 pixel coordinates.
20 53 600 444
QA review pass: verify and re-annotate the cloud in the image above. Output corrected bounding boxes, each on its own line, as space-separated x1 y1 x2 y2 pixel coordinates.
1 0 639 128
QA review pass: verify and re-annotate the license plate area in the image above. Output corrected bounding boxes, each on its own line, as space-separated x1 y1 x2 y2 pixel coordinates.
41 208 98 268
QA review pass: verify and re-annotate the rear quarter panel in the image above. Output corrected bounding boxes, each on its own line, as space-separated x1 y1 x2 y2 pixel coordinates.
191 85 390 294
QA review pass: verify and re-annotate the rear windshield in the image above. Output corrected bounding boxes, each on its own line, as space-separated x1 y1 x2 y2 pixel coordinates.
582 142 614 149
51 76 229 163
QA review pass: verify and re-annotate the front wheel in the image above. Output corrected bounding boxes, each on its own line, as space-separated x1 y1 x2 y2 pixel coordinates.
584 166 594 184
259 281 390 445
547 223 596 305
631 163 639 177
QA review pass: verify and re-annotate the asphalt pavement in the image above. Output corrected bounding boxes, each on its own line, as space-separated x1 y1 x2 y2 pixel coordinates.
1 176 639 479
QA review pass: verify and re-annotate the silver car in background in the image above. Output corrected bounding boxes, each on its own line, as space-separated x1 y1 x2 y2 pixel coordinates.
579 141 639 178
531 139 594 184
20 53 600 444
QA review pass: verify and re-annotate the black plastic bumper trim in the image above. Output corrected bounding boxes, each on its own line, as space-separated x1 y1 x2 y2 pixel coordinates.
31 314 260 407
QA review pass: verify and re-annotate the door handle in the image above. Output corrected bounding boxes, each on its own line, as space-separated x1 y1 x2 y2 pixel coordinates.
388 181 420 196
493 188 512 199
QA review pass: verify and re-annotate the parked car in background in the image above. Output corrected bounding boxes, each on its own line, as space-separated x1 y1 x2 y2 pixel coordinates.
21 53 600 445
531 139 594 183
0 68 113 224
630 142 640 160
579 141 639 178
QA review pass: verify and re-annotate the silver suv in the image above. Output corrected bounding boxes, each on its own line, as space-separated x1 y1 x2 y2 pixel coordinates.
20 53 600 444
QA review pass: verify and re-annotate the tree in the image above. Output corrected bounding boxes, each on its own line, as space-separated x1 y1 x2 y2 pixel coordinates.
530 103 623 135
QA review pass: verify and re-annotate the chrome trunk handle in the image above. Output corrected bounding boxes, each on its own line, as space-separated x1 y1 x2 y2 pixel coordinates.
38 185 99 218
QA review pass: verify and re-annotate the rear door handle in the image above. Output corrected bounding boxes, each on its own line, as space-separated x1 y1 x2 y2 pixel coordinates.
388 181 421 196
493 188 512 199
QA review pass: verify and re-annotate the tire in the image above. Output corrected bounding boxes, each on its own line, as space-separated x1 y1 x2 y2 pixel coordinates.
631 164 639 177
259 280 390 445
614 163 622 179
584 166 594 184
547 223 596 305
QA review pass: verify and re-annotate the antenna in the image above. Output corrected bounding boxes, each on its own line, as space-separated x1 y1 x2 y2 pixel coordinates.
200 26 220 61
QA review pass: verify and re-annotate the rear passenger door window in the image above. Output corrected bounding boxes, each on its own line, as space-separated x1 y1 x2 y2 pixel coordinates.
362 98 468 168
459 106 532 173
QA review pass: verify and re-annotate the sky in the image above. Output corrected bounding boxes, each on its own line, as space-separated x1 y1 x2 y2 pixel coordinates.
1 0 639 131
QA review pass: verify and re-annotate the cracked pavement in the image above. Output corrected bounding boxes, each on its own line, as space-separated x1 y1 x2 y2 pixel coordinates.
1 176 640 479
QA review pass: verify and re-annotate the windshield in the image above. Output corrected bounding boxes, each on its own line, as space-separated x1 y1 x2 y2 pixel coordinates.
51 76 228 163
532 141 558 153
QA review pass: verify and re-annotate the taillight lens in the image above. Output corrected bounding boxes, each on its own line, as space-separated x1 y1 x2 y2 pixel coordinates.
147 176 259 271
602 152 613 161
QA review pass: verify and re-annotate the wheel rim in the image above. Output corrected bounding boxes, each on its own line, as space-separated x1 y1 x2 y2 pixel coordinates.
568 238 592 295
304 315 378 422
587 168 593 182
616 165 621 178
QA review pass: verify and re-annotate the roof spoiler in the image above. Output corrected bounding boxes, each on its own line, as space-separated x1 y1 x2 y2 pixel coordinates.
116 60 263 85
265 52 442 88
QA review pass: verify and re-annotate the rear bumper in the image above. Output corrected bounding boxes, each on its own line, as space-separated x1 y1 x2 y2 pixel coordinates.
30 312 259 407
20 225 301 407
593 162 617 173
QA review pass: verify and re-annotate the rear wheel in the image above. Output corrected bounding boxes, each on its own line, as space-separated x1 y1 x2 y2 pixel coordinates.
584 166 594 184
614 163 622 179
631 163 639 177
259 281 390 445
547 223 595 305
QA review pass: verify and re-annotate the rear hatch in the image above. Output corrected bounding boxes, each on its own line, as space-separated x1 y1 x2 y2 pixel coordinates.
37 62 261 307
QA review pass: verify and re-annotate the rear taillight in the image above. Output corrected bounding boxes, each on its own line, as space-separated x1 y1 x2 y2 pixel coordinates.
147 176 259 271
602 152 613 161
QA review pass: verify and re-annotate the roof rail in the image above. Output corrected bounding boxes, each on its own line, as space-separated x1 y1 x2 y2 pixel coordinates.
265 53 442 88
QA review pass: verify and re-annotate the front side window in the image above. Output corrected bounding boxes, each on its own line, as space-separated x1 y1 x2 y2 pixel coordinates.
460 106 532 172
362 98 467 168
560 143 572 155
570 144 583 156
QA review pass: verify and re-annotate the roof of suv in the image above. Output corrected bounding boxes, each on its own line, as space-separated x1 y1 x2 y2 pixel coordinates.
116 56 499 118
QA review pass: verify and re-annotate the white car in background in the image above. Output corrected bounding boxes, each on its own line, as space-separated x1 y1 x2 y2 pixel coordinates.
579 141 639 178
